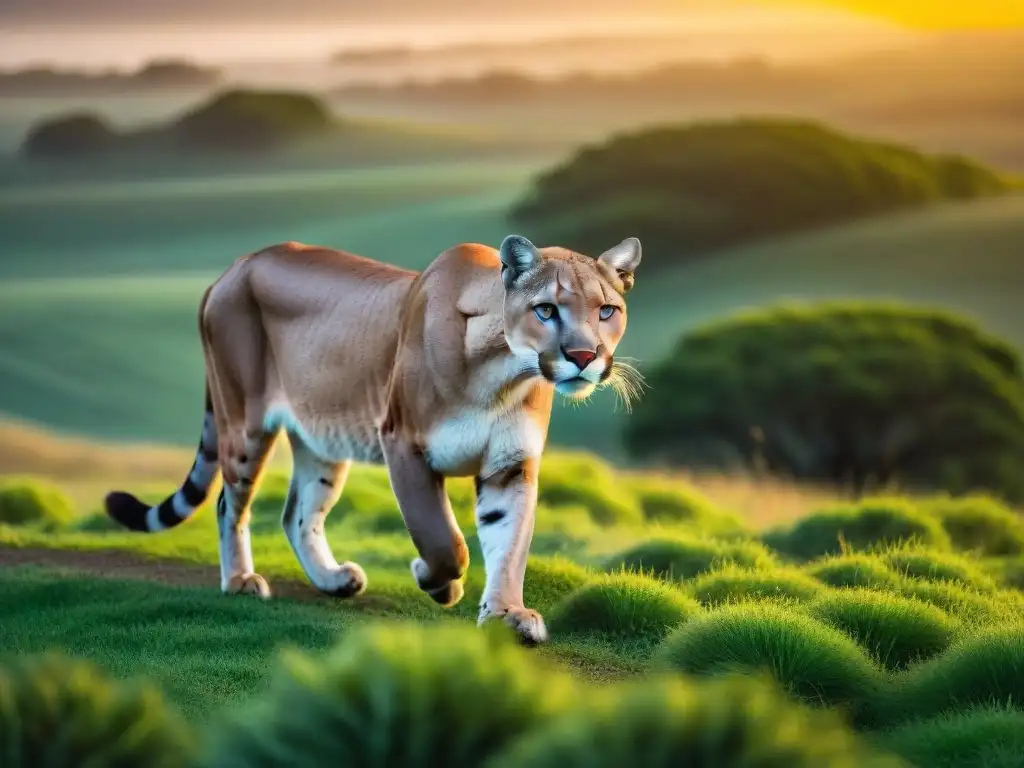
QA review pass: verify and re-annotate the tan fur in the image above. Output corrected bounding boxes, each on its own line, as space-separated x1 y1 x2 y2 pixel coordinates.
106 234 642 644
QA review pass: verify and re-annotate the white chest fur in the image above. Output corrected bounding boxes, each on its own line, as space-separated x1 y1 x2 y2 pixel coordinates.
425 406 544 477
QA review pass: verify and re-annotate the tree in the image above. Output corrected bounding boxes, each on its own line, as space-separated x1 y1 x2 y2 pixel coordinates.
624 303 1024 502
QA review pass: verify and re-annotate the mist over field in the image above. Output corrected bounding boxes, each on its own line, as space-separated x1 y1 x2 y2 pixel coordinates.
2 6 1023 767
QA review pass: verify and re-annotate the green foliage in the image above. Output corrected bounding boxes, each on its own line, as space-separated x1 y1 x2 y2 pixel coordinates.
522 556 593 615
883 627 1024 724
537 452 644 527
204 621 571 768
0 654 193 768
549 573 701 643
923 494 1024 556
620 475 743 534
0 476 76 528
762 497 951 562
878 705 1024 768
626 303 1024 503
489 675 904 768
804 553 904 589
687 565 823 606
878 544 1000 592
655 603 882 717
805 589 959 670
510 117 1012 267
602 534 777 582
20 112 117 158
891 579 1005 625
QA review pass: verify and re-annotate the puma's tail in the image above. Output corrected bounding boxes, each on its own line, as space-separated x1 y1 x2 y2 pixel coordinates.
105 388 220 532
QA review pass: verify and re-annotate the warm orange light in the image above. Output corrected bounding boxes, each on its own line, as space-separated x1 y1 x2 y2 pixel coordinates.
767 0 1024 28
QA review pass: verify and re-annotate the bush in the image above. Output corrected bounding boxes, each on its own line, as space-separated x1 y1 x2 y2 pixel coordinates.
510 117 1012 268
537 452 643 527
204 621 571 768
655 603 882 717
878 705 1024 768
762 497 951 562
625 303 1024 503
883 627 1024 724
687 564 823 606
0 654 193 768
804 553 904 589
602 535 777 582
878 544 1000 592
805 589 959 670
489 675 903 768
923 494 1024 556
549 573 701 643
20 112 117 158
0 477 76 528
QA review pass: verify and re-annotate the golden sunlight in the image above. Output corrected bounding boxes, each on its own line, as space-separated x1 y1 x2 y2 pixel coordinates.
768 0 1024 28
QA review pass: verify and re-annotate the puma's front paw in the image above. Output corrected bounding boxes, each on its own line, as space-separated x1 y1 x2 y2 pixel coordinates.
479 604 549 646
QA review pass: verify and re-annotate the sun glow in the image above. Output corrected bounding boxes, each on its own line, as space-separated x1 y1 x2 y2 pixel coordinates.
766 0 1024 28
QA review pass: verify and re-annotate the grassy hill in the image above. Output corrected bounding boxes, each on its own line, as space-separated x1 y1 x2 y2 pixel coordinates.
1 189 1022 458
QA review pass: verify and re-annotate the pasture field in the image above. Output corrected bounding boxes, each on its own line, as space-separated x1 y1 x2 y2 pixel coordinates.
2 427 1024 765
1 155 1022 458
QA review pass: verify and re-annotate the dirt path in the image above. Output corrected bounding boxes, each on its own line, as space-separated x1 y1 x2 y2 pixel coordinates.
0 546 386 607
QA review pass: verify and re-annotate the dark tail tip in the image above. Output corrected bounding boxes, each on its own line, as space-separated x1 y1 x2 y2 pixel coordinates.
105 491 151 532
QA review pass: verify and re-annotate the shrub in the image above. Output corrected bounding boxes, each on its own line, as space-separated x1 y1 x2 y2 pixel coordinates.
602 535 777 582
489 675 903 768
204 621 571 768
923 494 1024 556
624 303 1024 503
687 564 823 606
0 477 76 528
20 112 117 158
537 452 643 527
878 544 1000 592
805 589 959 670
762 497 951 561
510 117 1011 267
655 602 882 718
549 573 701 643
878 705 1024 768
0 654 193 768
883 627 1024 724
804 553 903 589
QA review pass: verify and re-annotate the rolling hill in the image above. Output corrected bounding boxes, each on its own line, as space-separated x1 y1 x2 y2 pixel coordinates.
1 177 1021 458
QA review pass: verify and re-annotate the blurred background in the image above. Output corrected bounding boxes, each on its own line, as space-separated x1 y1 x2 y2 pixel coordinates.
1 0 1022 508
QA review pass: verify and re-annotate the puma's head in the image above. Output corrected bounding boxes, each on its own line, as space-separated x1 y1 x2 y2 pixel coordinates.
499 234 644 406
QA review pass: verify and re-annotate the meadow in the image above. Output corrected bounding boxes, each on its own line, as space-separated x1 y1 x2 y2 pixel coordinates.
2 424 1024 766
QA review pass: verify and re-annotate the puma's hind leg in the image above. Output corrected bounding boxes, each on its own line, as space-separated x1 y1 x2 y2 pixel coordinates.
281 436 367 598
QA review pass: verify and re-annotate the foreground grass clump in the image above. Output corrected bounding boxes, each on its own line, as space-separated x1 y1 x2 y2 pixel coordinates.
804 553 903 589
490 675 904 768
654 603 882 717
0 654 193 768
0 476 76 528
882 626 1024 724
762 497 951 561
549 573 701 643
878 543 1000 592
923 494 1024 556
602 535 777 582
805 589 959 670
687 564 823 606
204 621 571 768
878 705 1024 768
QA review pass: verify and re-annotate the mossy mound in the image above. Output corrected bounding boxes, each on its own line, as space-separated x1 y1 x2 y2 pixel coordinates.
537 452 643 527
655 603 882 718
687 564 823 606
549 573 701 643
805 588 959 670
0 476 76 528
878 705 1024 768
923 494 1024 556
878 544 1000 592
804 553 904 589
602 535 777 582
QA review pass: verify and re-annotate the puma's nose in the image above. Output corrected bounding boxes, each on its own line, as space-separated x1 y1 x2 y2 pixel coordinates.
563 348 597 370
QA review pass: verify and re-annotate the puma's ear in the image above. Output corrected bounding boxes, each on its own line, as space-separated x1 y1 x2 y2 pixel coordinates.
597 237 642 293
499 234 541 288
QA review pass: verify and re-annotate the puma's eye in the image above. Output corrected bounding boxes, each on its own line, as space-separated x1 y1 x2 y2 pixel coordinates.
599 305 618 321
534 303 557 321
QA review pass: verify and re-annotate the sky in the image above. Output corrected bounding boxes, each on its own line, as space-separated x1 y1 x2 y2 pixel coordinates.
0 0 1017 69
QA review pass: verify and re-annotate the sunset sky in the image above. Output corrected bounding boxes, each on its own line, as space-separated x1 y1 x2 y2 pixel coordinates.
0 0 1018 68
